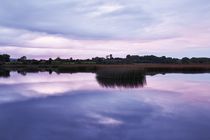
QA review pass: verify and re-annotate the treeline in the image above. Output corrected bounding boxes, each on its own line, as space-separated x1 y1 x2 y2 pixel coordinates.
125 55 210 64
0 54 10 64
1 53 210 65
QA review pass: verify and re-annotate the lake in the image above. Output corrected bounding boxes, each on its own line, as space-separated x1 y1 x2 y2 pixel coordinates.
0 70 210 140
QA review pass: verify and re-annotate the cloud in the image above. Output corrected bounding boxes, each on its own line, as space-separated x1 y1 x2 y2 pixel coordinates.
88 3 124 17
88 113 123 126
0 0 164 39
0 0 210 58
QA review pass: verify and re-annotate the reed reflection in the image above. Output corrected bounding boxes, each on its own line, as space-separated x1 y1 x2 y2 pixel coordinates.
1 66 210 89
0 69 10 78
96 68 146 88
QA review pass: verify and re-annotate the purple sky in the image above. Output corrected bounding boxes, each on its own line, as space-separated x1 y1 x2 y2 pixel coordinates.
0 0 210 59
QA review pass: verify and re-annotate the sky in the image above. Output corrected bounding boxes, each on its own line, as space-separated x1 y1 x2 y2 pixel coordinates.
0 0 210 59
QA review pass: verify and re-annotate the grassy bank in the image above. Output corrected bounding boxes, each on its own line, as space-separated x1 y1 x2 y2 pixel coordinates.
1 64 210 80
1 63 210 73
2 63 210 69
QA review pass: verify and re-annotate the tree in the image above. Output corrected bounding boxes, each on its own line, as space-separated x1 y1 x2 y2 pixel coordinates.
181 57 190 64
106 54 113 59
48 58 53 64
110 54 113 59
55 57 61 61
19 56 27 61
0 54 10 62
126 55 131 59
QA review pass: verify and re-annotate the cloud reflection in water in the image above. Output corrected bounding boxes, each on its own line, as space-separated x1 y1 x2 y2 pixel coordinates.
0 72 210 139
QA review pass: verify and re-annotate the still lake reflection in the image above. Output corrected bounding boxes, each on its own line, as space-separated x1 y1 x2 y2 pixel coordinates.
0 71 210 140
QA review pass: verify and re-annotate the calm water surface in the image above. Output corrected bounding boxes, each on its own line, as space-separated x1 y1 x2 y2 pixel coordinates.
0 72 210 140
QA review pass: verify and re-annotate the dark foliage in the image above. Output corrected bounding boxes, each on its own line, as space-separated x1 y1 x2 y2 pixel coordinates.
1 53 210 65
0 69 10 78
96 68 146 88
0 54 10 63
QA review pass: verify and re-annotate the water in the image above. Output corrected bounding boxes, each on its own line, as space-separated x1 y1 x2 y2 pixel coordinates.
0 71 210 140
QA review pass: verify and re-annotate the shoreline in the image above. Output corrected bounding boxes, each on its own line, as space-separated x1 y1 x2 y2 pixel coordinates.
2 63 210 68
1 63 210 78
1 64 210 73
